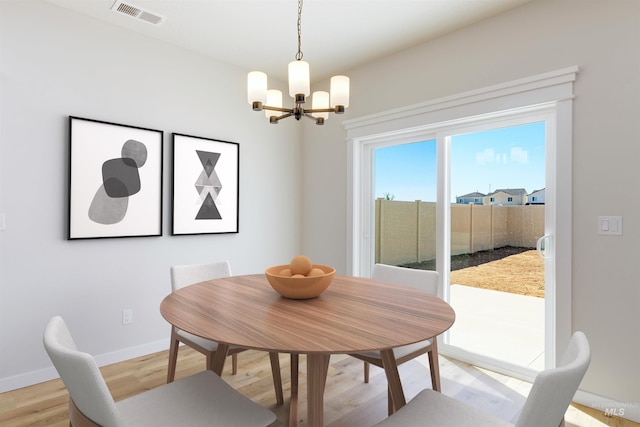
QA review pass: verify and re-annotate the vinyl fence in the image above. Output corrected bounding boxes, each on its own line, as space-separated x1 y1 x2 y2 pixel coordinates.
375 199 544 265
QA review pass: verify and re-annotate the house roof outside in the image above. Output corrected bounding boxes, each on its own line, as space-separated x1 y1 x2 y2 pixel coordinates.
458 192 486 198
459 189 530 199
487 188 528 197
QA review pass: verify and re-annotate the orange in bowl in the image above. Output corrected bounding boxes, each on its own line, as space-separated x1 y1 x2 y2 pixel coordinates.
265 264 335 299
290 255 313 275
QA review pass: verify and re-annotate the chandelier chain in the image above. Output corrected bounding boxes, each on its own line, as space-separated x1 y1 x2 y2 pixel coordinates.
295 0 303 61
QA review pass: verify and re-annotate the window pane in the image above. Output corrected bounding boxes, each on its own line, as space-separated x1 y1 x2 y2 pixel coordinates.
448 122 546 369
374 140 436 269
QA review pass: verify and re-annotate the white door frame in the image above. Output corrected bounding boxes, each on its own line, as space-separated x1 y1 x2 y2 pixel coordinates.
345 67 576 377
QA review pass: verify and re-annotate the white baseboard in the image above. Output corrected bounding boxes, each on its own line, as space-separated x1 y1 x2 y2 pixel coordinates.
0 339 169 393
439 348 640 424
573 389 640 424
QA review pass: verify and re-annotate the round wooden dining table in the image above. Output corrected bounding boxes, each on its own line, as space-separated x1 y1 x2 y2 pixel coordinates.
160 273 455 427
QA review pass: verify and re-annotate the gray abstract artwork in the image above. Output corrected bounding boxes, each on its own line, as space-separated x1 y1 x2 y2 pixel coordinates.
88 139 147 224
195 150 223 220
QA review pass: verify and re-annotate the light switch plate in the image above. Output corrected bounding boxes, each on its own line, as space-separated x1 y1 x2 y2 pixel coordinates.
598 216 622 235
122 309 133 325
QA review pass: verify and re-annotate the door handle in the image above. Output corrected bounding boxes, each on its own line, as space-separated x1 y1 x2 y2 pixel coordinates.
536 234 551 259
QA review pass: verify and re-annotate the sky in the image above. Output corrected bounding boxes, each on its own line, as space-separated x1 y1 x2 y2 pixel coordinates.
374 122 546 202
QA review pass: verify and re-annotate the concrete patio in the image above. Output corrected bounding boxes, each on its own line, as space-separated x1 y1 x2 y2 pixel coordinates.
447 284 545 370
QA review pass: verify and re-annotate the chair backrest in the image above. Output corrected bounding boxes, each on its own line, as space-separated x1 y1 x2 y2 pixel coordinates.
43 316 123 426
372 264 439 296
170 260 232 292
516 331 591 427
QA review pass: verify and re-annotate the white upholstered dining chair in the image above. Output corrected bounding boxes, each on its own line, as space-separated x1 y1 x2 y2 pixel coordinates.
43 315 276 427
348 263 442 414
168 260 284 405
374 331 591 427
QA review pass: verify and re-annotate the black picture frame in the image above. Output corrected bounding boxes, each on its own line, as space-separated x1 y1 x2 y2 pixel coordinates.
171 133 239 235
68 116 163 239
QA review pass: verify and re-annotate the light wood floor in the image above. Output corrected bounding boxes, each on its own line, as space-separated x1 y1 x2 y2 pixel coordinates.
1 347 637 426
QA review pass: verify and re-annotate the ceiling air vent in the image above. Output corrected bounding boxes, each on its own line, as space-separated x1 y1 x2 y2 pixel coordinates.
110 1 164 25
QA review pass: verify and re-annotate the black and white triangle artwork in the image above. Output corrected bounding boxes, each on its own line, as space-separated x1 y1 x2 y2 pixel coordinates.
194 150 223 220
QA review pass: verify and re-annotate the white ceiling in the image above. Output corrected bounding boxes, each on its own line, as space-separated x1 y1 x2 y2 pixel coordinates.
44 0 533 83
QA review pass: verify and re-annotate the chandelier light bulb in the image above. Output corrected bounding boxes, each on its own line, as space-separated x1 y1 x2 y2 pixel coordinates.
247 71 267 105
312 91 330 120
330 75 350 108
265 90 283 119
288 60 310 98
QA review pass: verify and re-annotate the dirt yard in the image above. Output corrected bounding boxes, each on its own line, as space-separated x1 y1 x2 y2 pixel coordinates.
403 246 545 298
449 249 545 298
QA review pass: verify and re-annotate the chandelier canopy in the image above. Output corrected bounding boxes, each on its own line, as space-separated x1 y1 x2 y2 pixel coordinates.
247 0 350 125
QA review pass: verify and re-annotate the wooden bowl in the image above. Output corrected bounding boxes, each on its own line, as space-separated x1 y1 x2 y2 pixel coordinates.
265 264 336 299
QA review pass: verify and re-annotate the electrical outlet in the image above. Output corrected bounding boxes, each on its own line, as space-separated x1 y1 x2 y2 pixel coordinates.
122 309 133 325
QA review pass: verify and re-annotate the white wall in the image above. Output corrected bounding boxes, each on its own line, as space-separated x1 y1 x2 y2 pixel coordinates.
2 0 639 419
303 0 639 417
0 1 302 390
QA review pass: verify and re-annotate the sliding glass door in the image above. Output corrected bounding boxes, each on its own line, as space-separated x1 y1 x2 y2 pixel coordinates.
443 121 548 376
356 105 564 380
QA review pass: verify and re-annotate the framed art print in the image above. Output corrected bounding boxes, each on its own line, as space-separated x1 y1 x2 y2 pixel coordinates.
68 116 163 239
172 133 239 235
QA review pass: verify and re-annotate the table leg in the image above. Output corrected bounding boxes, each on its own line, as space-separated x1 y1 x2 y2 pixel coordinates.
270 352 284 406
289 354 299 427
428 337 441 392
306 353 330 427
211 343 229 376
380 349 405 412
